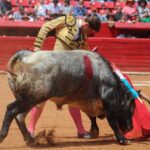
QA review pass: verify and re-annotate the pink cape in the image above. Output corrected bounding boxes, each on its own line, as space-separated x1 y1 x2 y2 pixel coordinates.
123 74 150 139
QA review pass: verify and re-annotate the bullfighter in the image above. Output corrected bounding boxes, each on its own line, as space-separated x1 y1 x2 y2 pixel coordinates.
28 14 101 139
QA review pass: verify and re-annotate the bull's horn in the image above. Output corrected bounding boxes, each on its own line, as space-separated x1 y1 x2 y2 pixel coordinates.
139 92 150 105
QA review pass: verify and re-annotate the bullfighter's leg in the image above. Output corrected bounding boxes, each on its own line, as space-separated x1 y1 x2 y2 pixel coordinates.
28 102 46 136
68 106 92 139
28 102 93 139
0 99 30 143
88 116 99 138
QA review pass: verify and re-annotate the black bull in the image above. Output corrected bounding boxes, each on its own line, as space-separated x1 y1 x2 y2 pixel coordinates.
0 50 135 145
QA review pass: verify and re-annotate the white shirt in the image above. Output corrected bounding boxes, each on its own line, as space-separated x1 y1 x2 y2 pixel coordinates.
35 4 47 17
47 3 62 14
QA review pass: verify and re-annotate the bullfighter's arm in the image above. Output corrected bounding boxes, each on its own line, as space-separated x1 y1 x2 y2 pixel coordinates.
34 16 65 51
79 41 90 50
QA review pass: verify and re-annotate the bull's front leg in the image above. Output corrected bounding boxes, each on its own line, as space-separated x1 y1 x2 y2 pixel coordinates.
106 113 131 145
88 116 99 138
99 85 131 145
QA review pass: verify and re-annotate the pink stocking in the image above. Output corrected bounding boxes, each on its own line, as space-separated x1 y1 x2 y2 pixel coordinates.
28 106 43 135
68 106 86 134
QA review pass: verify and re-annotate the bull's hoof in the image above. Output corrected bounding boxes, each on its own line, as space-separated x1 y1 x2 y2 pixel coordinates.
25 138 35 146
119 139 131 145
89 129 99 138
25 135 35 146
0 136 4 143
0 132 6 143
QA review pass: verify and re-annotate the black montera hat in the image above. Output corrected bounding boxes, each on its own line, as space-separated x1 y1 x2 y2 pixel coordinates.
53 0 58 3
138 0 147 6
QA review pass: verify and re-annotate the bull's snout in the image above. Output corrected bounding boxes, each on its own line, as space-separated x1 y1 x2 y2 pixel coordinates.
127 119 133 132
122 123 133 133
126 124 133 132
119 119 133 133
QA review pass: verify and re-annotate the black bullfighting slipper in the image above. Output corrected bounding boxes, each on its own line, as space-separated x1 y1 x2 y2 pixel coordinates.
77 132 92 139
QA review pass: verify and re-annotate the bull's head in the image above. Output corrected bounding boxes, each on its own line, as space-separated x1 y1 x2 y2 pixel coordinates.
117 97 135 132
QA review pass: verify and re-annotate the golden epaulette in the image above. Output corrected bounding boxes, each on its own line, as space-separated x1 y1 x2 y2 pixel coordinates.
65 15 76 28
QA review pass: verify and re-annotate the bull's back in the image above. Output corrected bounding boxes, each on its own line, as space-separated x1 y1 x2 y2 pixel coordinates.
21 50 94 77
7 50 113 101
6 50 86 99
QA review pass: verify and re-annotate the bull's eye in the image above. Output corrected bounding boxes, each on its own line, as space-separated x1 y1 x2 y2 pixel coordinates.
129 100 135 116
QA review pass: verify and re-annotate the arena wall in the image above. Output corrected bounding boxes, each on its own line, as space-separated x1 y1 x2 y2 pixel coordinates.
0 36 150 72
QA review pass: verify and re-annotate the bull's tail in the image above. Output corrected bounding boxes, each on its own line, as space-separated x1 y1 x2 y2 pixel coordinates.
7 50 33 92
7 50 32 75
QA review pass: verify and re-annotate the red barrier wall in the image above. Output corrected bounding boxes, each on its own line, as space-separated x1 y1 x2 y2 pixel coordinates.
0 36 150 72
0 36 55 71
89 38 150 72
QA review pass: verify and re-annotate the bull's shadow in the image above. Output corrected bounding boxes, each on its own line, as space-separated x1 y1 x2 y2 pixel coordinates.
130 138 150 145
29 136 150 149
31 136 150 149
29 134 116 148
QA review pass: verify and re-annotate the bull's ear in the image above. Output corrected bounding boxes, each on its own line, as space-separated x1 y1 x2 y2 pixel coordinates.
123 96 135 112
136 90 141 94
124 100 131 111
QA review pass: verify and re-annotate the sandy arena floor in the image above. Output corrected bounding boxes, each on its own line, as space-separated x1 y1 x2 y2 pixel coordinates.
0 74 150 150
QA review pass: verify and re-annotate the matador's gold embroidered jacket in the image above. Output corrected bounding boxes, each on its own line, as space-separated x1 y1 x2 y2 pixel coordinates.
34 15 89 50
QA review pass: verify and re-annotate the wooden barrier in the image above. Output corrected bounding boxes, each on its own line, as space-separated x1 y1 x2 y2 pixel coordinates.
0 36 150 72
0 20 115 37
115 22 150 30
0 20 150 37
90 38 150 72
0 36 55 71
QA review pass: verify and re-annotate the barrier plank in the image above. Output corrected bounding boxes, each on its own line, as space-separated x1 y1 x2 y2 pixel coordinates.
0 36 150 72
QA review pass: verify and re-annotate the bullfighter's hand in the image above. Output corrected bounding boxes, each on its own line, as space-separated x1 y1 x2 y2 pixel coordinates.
34 47 41 51
91 46 98 52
